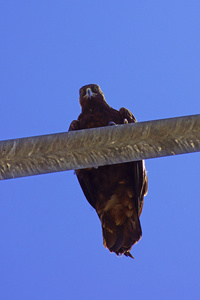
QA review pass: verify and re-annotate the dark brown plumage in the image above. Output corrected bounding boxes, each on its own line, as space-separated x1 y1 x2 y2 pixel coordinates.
69 84 148 258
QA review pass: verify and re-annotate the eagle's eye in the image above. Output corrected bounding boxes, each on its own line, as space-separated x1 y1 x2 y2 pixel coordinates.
93 85 99 92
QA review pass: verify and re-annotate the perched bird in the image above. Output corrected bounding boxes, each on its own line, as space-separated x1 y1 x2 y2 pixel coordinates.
69 84 148 258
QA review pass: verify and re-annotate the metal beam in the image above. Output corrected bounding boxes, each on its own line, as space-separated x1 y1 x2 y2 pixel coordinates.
0 114 200 180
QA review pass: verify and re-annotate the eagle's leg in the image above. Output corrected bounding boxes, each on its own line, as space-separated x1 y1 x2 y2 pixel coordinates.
119 107 137 123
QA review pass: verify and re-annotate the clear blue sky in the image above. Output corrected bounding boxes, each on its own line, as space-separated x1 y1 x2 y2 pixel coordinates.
1 1 200 299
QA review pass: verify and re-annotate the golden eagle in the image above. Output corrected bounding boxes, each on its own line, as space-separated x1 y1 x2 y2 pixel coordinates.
69 84 148 258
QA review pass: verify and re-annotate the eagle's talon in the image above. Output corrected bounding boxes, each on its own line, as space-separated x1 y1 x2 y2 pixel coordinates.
108 121 117 126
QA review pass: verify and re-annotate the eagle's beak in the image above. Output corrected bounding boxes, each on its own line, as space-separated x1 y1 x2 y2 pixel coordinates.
86 88 93 99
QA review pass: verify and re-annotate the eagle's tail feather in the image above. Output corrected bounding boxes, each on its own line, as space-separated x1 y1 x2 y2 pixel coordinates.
97 191 142 257
102 213 141 257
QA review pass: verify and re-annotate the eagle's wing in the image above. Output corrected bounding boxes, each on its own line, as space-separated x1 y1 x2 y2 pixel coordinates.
69 119 97 208
68 120 80 131
75 168 97 209
119 107 137 123
119 107 148 215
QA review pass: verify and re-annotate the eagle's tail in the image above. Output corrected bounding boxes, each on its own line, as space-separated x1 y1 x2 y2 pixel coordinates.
96 189 142 258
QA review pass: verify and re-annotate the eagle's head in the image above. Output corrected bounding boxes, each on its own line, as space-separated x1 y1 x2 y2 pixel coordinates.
79 84 107 110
